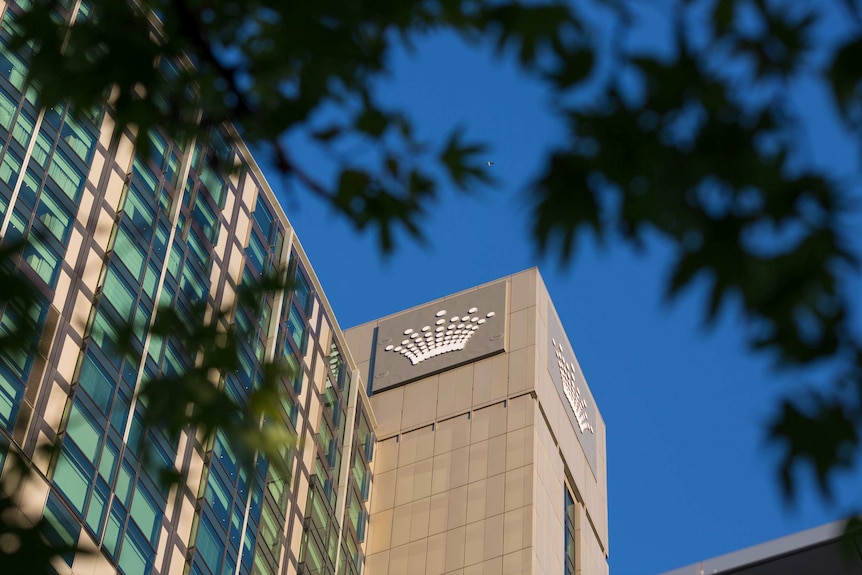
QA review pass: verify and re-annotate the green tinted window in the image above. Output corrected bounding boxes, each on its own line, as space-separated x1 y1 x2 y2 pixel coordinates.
0 149 21 187
115 462 134 505
192 194 218 241
356 412 374 462
103 505 123 556
48 148 84 201
124 188 156 233
66 403 101 462
78 354 114 413
85 482 108 535
11 108 33 147
194 516 223 573
247 233 266 273
352 452 370 500
0 48 28 91
36 191 72 242
142 263 159 299
114 227 147 277
294 268 312 314
0 88 16 130
130 488 160 543
199 164 225 207
98 441 117 482
186 228 209 267
347 492 365 541
287 304 306 352
54 448 91 513
103 268 136 321
23 238 60 285
30 130 52 166
253 200 274 240
118 534 149 575
61 113 96 163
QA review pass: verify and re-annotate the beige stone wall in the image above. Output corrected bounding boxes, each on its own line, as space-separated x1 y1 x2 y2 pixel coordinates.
346 269 609 575
533 270 609 559
363 396 535 575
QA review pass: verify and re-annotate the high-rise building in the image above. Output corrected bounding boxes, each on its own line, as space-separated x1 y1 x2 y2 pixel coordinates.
0 2 372 574
345 270 609 575
0 2 608 575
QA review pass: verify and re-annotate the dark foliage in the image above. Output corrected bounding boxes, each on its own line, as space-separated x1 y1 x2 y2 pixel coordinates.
2 0 862 564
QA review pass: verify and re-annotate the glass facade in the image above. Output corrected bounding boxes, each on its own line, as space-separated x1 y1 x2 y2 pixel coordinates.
0 0 98 433
0 2 374 575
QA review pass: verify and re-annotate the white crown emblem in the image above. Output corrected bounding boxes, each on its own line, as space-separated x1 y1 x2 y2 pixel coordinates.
553 339 595 435
384 307 496 366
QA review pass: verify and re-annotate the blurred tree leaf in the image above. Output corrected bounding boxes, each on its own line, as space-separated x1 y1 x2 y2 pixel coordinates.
3 0 862 545
0 241 77 571
125 272 297 483
770 396 858 499
440 128 493 191
0 483 79 575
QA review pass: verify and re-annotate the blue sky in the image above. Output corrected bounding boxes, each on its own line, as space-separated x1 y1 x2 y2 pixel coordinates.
264 6 862 574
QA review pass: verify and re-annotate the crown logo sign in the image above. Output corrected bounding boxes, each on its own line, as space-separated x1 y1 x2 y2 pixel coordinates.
553 339 595 435
384 307 496 366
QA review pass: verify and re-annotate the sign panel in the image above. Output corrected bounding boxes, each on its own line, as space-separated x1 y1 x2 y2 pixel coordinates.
547 308 598 478
370 281 507 393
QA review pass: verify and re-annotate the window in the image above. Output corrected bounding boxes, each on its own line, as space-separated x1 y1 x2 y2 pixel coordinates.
42 493 81 566
186 228 210 269
35 190 72 243
252 199 274 241
85 479 109 535
47 146 84 201
0 365 21 427
114 226 147 278
103 503 125 557
0 148 21 188
0 86 16 130
328 342 347 391
299 531 327 575
352 451 370 501
23 236 60 286
191 193 218 241
98 441 118 483
318 419 335 468
89 308 123 367
129 486 161 544
287 304 307 354
30 129 52 166
565 487 576 575
118 528 151 575
124 185 157 236
199 163 225 207
180 261 208 303
204 468 233 532
60 112 96 163
115 461 135 506
356 411 374 463
347 489 366 542
10 107 33 147
54 444 92 513
287 350 303 394
294 267 313 315
258 505 281 555
0 48 28 92
66 402 102 463
77 352 115 414
246 232 267 274
195 514 224 574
